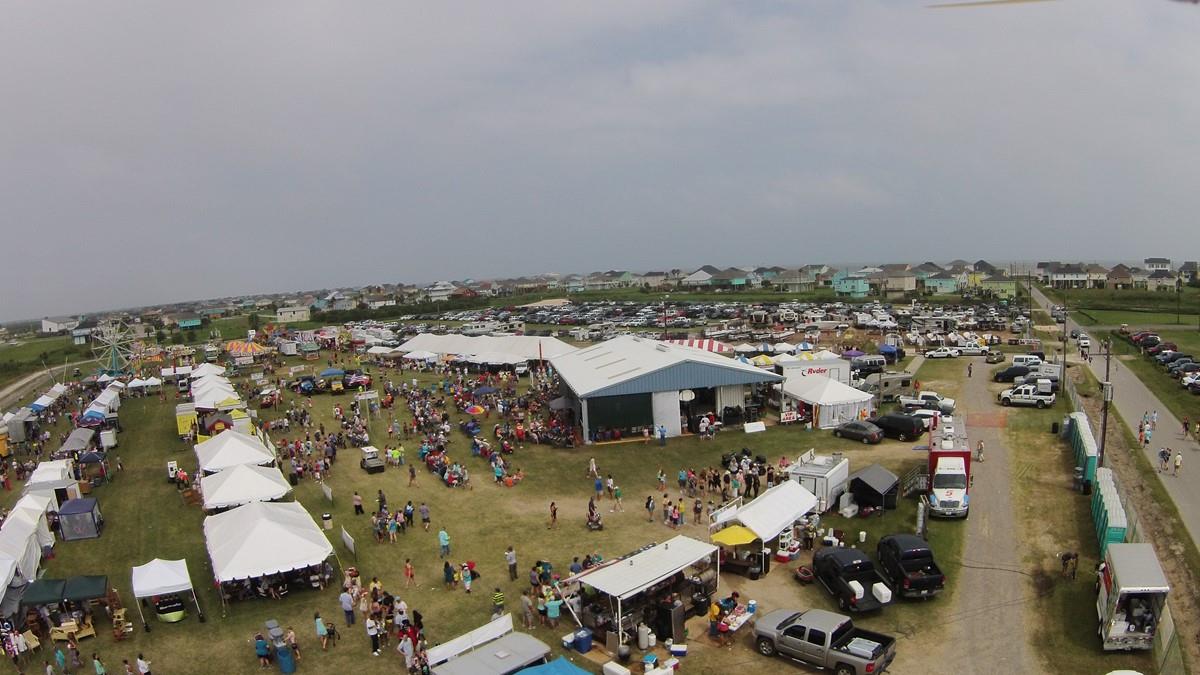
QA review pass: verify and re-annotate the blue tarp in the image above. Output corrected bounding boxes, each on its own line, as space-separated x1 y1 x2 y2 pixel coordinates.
320 368 345 378
521 657 591 675
879 345 898 354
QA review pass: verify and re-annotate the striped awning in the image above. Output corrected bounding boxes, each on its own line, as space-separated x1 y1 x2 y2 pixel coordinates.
225 340 267 355
663 339 731 353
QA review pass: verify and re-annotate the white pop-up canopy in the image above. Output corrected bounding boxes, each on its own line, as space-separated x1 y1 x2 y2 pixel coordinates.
570 535 716 601
401 350 438 361
144 376 163 387
190 363 226 378
713 481 818 542
200 464 291 510
203 501 333 583
194 431 276 473
131 558 204 629
781 375 873 429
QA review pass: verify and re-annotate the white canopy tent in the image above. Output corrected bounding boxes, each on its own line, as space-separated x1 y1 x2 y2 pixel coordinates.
131 558 204 629
203 501 334 583
126 378 148 389
365 345 396 356
9 494 54 549
712 481 818 542
566 535 717 644
401 350 438 362
781 375 874 429
161 366 193 379
144 376 163 388
0 512 44 586
194 431 276 474
190 363 225 378
200 464 292 510
397 333 576 361
23 460 82 509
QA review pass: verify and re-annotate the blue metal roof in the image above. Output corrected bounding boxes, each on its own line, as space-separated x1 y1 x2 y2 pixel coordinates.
579 361 781 399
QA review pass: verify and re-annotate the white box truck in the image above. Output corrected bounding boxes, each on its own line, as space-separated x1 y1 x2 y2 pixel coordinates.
1097 543 1170 651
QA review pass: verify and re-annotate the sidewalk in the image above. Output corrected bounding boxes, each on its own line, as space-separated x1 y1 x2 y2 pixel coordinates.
1032 286 1200 545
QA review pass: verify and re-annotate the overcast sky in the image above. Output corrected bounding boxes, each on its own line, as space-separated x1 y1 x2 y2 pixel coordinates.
2 1 1199 321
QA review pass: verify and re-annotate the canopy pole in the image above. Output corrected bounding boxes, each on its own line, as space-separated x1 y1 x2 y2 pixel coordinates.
617 597 623 645
136 598 147 633
192 587 205 622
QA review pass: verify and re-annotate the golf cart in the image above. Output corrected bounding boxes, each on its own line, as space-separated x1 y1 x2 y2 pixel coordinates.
360 446 386 474
329 379 345 395
258 387 280 409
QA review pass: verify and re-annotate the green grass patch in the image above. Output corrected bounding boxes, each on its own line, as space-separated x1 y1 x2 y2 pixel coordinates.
1108 335 1200 432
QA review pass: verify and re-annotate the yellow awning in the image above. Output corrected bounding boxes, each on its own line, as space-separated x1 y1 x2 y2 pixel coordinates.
711 525 759 547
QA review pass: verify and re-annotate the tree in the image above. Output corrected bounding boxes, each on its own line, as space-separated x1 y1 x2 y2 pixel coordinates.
171 333 184 345
185 330 197 344
248 313 261 330
155 330 166 344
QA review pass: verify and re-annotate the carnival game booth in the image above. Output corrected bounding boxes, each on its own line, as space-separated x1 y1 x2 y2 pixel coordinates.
199 464 292 511
564 535 719 647
710 481 819 577
194 431 276 474
428 613 553 675
131 558 204 630
204 501 334 607
779 375 873 429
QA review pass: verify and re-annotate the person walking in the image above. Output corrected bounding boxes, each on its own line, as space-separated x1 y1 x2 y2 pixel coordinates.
645 495 655 522
419 502 431 531
967 362 973 378
339 588 356 626
92 654 106 675
352 492 364 515
505 546 518 581
1145 426 1153 447
1152 410 1159 430
975 441 985 463
461 563 473 593
1174 451 1183 477
594 475 604 502
408 463 418 486
658 425 667 446
314 613 329 650
1183 416 1191 438
135 654 152 675
405 558 416 587
612 484 624 512
548 501 558 529
438 529 451 558
1158 448 1170 472
491 587 505 616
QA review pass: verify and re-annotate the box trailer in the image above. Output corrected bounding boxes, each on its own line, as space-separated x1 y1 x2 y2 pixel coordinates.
787 450 850 512
1098 543 1169 651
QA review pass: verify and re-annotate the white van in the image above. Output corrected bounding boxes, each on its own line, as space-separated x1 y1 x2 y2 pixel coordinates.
1012 354 1042 368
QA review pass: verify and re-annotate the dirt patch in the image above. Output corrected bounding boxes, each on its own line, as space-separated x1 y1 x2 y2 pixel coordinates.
966 411 1008 428
1072 369 1200 669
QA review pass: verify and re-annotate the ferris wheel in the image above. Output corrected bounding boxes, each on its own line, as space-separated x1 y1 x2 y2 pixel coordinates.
92 320 136 375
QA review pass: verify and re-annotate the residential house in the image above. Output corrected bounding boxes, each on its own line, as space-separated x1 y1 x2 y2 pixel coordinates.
276 306 311 323
945 259 972 271
974 260 1000 276
834 273 870 298
173 314 203 330
1086 264 1109 289
1144 258 1172 273
641 271 669 288
1106 264 1135 290
775 268 817 293
1048 264 1088 289
980 275 1017 299
709 267 750 289
450 285 479 300
364 295 396 310
923 272 960 295
1179 261 1198 283
1147 269 1179 292
881 270 917 297
754 266 786 285
40 316 80 335
911 262 944 281
423 281 457 303
682 265 722 287
1129 267 1150 290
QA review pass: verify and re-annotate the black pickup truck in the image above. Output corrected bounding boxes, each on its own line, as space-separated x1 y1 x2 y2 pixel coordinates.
876 534 945 599
813 547 893 613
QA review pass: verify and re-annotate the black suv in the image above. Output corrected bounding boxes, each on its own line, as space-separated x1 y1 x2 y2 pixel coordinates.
993 365 1030 383
867 413 925 442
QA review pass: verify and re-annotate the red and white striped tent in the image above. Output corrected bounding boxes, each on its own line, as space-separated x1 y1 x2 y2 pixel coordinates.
664 338 732 354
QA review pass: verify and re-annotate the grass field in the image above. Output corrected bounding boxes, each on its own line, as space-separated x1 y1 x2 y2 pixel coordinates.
1040 284 1200 315
0 335 84 390
1108 333 1200 432
1073 309 1200 328
4 359 970 674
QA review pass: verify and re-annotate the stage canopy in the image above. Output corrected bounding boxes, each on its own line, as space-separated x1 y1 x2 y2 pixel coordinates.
203 501 333 582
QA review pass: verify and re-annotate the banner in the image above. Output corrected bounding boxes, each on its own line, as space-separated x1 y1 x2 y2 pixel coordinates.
321 482 333 503
340 526 356 559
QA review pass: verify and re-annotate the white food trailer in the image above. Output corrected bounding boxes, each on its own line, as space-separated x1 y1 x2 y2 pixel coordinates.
786 449 849 512
1097 543 1170 651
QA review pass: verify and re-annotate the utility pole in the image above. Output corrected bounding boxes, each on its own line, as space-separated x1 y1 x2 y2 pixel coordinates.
1099 339 1113 468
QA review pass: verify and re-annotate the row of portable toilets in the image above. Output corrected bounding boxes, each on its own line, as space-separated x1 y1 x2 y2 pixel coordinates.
1064 411 1126 556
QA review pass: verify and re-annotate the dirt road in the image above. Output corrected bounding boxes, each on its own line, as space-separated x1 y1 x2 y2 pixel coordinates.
0 363 84 410
929 359 1044 674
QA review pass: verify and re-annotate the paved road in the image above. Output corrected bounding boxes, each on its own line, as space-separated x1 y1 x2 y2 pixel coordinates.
936 357 1039 674
1031 286 1200 545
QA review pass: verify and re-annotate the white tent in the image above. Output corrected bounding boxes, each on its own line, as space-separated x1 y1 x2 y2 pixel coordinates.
194 431 276 473
203 501 333 582
49 383 68 397
161 366 193 378
144 376 163 387
398 333 576 361
772 353 800 365
781 375 873 428
9 494 55 548
773 342 795 353
401 350 438 361
732 343 757 354
0 512 44 585
23 460 82 509
97 373 114 383
365 345 395 356
713 481 818 542
200 464 292 510
190 363 225 378
126 378 148 388
131 558 204 629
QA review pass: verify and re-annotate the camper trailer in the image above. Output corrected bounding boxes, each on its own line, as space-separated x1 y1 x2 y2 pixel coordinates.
855 372 915 402
787 450 850 512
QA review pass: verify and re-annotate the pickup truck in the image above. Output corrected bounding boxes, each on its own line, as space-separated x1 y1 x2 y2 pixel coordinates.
755 608 897 675
813 547 893 613
876 534 945 598
998 384 1056 408
897 391 955 414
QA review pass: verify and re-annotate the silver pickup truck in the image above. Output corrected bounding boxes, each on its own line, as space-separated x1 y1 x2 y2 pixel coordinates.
755 608 897 675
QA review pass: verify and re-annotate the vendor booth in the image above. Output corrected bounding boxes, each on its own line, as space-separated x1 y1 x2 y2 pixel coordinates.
779 375 873 429
194 431 276 474
58 498 104 541
21 575 110 641
428 613 552 675
131 558 204 630
564 535 718 646
199 464 292 510
23 460 82 509
710 481 818 577
203 501 334 606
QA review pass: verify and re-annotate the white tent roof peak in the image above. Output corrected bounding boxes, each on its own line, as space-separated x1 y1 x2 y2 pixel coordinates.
782 375 873 406
132 558 195 598
569 535 716 600
203 501 333 582
716 481 818 542
200 464 292 509
194 431 276 473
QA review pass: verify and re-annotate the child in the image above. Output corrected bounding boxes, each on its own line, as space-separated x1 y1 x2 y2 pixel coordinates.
461 563 473 593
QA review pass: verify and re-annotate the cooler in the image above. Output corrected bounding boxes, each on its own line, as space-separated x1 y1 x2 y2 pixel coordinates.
574 629 593 654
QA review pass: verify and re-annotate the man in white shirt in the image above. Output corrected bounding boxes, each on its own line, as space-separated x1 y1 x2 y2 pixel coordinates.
136 654 152 675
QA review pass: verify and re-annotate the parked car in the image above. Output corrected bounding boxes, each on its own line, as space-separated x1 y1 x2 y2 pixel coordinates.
985 349 1006 364
993 365 1031 383
832 421 884 444
754 608 897 675
1170 362 1200 379
924 347 960 359
876 534 945 598
867 413 926 442
1146 342 1177 356
954 344 986 356
897 391 955 414
813 547 893 613
998 384 1056 408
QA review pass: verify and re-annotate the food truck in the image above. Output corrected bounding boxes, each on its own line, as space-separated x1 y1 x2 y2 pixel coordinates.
1097 543 1170 651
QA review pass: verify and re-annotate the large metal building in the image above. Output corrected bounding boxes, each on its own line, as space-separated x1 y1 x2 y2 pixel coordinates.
550 335 783 443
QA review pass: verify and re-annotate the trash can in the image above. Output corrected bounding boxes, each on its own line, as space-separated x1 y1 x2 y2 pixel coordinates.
322 513 332 530
275 644 296 673
574 629 593 654
288 473 298 486
1082 480 1093 496
1051 421 1059 435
